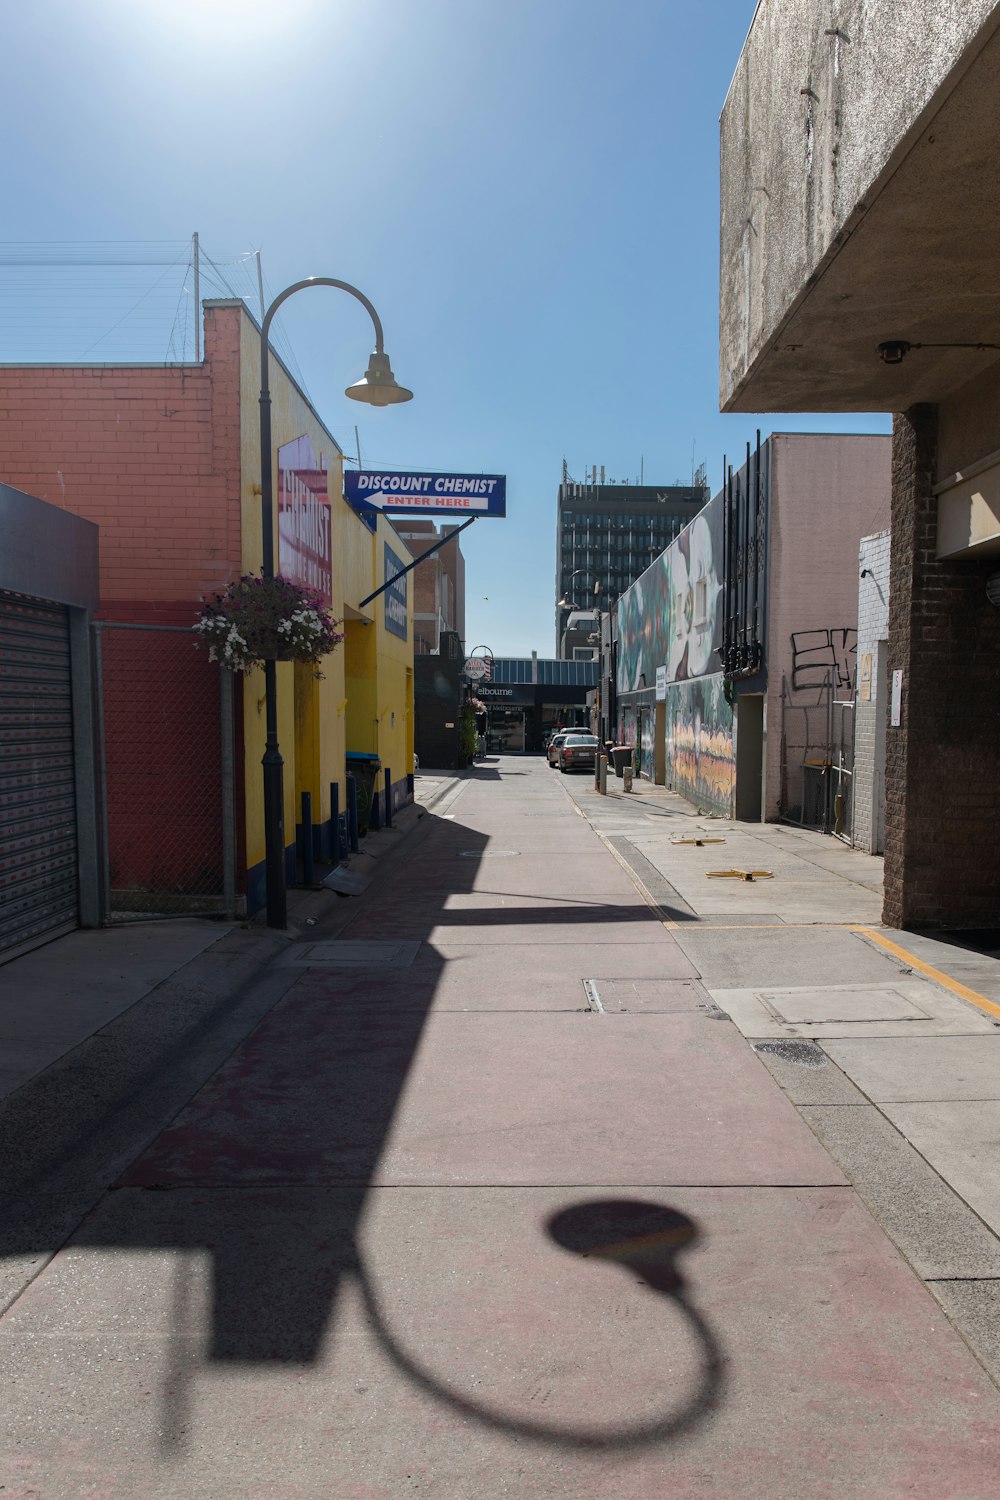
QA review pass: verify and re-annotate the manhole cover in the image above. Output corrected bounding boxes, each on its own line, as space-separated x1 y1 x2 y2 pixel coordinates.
281 940 420 968
756 986 929 1024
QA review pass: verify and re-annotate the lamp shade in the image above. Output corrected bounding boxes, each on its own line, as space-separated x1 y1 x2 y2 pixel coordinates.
345 350 413 407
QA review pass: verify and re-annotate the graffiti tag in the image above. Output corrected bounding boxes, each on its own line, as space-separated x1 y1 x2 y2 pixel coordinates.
790 628 856 691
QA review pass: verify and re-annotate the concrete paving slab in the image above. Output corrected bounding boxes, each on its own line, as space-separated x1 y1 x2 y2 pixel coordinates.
438 887 646 910
854 930 1000 1005
673 925 909 989
415 940 701 980
879 1101 1000 1237
750 1040 869 1105
877 928 1000 968
2 1186 999 1498
715 980 995 1039
822 1036 1000 1100
616 828 884 923
798 1105 1000 1280
353 914 671 947
276 967 589 1014
120 1008 845 1188
928 1280 1000 1390
0 920 234 1099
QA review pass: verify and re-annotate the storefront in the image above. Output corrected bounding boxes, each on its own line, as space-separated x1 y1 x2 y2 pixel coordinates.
475 675 594 753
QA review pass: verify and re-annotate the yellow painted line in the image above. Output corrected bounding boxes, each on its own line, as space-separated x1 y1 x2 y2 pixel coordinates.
693 923 858 930
854 926 1000 1021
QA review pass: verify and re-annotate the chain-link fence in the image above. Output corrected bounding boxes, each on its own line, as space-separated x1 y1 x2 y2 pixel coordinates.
93 622 237 921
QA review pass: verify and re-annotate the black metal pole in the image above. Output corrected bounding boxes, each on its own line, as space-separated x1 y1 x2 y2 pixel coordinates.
384 768 392 827
256 276 399 928
259 342 288 928
721 453 729 673
752 429 761 666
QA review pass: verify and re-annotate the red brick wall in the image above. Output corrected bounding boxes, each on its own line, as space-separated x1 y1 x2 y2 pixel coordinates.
885 405 1000 929
0 304 245 898
0 302 243 619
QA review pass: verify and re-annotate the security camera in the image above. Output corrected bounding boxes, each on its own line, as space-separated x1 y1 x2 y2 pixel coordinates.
877 340 911 365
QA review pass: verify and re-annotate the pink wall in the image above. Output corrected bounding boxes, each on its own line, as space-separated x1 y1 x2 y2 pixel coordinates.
765 433 891 820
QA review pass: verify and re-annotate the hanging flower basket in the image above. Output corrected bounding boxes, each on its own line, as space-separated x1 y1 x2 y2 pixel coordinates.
193 574 344 675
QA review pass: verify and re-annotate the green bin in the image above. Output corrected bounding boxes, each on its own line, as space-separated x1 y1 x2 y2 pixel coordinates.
346 751 381 837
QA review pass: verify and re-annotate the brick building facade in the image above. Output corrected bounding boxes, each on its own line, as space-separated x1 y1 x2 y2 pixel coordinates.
0 300 415 916
392 519 466 655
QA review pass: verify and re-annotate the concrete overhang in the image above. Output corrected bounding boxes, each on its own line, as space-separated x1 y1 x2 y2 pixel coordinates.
935 449 1000 559
721 2 1000 414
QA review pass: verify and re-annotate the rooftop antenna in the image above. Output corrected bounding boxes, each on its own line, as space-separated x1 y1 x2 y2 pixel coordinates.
562 457 569 482
255 249 265 321
640 455 644 485
193 232 201 361
354 425 362 470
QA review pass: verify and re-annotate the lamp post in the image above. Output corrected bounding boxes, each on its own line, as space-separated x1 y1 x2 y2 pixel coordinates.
258 277 412 928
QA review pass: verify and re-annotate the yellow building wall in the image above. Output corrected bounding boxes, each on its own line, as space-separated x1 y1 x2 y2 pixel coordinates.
373 514 416 797
235 302 414 898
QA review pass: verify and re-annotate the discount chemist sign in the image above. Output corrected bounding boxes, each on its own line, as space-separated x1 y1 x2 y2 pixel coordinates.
345 469 506 519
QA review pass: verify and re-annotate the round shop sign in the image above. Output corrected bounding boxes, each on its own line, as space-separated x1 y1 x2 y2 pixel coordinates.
464 657 489 679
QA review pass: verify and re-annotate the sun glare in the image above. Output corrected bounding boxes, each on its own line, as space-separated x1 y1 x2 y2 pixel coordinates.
111 0 319 47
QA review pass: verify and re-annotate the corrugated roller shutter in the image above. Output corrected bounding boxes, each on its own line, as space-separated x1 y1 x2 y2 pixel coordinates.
0 594 78 957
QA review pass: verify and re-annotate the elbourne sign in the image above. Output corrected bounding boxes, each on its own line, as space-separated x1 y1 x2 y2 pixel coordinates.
345 469 506 519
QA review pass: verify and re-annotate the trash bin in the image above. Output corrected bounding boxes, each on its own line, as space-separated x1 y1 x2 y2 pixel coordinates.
610 745 632 779
346 751 381 837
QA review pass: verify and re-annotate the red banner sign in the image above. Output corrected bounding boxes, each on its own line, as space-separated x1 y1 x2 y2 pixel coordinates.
277 434 332 606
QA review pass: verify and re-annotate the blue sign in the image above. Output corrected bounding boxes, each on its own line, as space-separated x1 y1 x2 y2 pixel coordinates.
345 469 506 519
384 544 408 641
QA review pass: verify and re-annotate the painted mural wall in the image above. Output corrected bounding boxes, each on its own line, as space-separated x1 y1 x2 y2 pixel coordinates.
664 676 735 816
617 493 724 695
616 490 729 798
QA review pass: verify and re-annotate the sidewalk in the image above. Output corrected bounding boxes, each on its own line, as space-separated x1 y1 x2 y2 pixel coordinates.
0 774 461 1105
1 756 999 1497
560 766 1000 1387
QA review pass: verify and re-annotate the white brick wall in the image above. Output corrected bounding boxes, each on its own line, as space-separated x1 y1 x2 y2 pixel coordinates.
853 530 890 852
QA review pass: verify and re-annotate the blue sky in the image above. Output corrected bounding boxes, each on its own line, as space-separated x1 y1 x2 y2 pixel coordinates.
4 0 888 656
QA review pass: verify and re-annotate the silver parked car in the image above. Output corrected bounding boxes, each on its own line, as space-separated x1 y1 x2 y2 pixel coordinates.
557 733 599 773
546 732 569 767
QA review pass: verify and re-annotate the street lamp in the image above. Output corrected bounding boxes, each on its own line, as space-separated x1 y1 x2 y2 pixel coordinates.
259 277 412 928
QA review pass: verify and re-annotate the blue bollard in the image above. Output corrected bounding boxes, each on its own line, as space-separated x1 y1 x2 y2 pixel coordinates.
330 781 341 862
301 792 315 887
346 775 359 853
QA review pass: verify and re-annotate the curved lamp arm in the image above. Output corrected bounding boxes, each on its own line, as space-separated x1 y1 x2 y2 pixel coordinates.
260 277 385 400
